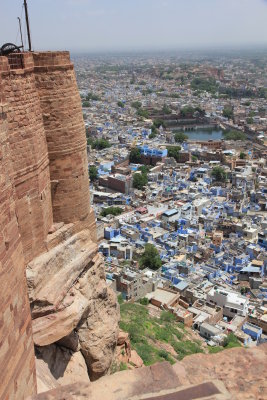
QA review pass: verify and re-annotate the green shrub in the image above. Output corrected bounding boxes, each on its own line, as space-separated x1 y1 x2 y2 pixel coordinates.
119 362 128 371
139 298 149 305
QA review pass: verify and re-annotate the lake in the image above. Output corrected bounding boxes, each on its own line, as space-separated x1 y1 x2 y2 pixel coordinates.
173 128 224 141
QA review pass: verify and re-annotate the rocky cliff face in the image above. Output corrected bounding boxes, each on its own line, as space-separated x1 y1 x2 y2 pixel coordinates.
0 51 119 399
32 344 267 400
28 224 119 382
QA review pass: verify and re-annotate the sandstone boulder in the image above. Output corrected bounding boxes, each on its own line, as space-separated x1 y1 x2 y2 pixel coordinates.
27 229 98 318
117 330 129 346
129 350 144 368
78 279 120 380
36 344 90 387
32 290 89 346
57 330 80 352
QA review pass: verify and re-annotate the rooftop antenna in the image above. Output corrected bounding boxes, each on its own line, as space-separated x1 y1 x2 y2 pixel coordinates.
23 0 32 51
17 17 24 51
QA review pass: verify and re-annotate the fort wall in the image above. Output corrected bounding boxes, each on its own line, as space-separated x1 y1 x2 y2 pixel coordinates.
0 90 36 399
0 53 53 264
33 52 93 228
0 50 109 399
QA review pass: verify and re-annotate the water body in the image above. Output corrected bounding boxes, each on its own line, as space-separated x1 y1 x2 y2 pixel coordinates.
173 128 224 141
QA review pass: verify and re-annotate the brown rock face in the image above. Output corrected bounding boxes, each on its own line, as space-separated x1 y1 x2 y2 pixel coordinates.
30 345 267 400
0 75 36 399
36 345 90 389
0 51 119 398
65 252 120 380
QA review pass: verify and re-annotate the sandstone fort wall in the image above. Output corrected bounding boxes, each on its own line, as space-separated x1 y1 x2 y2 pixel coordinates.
0 51 96 399
0 91 36 399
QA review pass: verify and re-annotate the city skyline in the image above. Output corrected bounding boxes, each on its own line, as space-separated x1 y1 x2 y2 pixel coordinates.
1 0 267 53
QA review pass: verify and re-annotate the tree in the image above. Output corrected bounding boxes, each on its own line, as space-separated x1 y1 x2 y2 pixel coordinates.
180 106 195 118
133 173 148 190
223 106 234 120
131 101 142 110
82 101 91 108
89 165 98 181
167 146 181 162
139 244 162 270
137 108 149 118
174 132 188 143
117 101 124 108
92 139 111 150
162 104 172 114
153 119 166 129
129 147 142 164
211 166 227 182
101 207 123 217
86 92 101 101
191 77 218 93
223 130 246 141
239 152 246 159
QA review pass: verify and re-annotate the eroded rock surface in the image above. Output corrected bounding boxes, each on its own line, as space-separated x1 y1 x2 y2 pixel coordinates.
36 344 90 389
31 344 267 400
27 224 119 383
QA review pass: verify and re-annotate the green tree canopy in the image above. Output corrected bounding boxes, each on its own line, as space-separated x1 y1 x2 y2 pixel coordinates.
133 173 148 190
92 139 111 150
223 130 246 141
129 147 142 164
137 108 149 118
222 106 234 120
131 101 142 110
139 244 162 270
174 132 188 143
162 104 172 114
211 166 227 182
101 206 123 217
167 146 181 162
180 106 195 118
86 92 101 101
117 101 124 108
89 165 98 182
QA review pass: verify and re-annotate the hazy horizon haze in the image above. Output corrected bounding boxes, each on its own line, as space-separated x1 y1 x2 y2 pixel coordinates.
1 0 267 53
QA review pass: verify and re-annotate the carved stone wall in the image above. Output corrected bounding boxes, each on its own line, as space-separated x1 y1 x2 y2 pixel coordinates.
0 53 53 264
33 52 95 234
0 81 36 399
0 51 118 399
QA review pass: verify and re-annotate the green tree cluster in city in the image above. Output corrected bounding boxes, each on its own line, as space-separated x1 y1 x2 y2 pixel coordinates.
223 130 246 141
91 139 111 150
129 147 142 164
101 207 123 217
139 244 162 270
89 165 98 181
174 132 188 143
133 171 148 190
211 166 227 182
167 146 181 162
222 106 234 120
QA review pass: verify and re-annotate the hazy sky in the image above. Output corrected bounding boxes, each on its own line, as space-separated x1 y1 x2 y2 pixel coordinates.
1 0 267 52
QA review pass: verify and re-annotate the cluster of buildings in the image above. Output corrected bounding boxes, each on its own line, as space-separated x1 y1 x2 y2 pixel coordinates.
74 53 267 348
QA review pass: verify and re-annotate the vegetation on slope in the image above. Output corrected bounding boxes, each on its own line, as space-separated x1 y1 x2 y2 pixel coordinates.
119 303 204 366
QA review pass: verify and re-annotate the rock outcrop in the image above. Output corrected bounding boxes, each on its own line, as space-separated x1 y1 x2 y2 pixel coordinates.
30 344 267 400
0 50 119 399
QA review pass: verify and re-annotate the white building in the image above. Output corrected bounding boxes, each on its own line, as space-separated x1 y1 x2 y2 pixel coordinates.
206 287 249 318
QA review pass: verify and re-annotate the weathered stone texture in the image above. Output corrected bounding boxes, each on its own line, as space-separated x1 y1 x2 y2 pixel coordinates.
0 50 118 398
30 345 267 400
0 97 36 399
33 52 93 229
1 53 53 264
